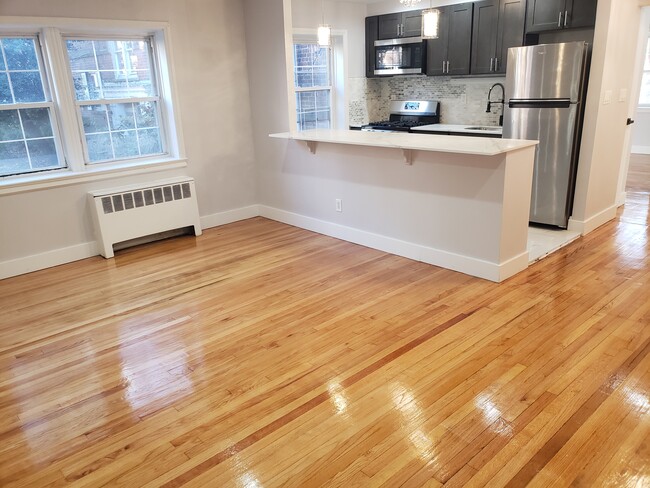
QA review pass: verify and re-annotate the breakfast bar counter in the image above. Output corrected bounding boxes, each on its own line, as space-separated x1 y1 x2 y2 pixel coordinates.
268 129 538 282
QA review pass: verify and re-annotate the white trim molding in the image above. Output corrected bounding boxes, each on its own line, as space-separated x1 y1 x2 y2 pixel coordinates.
258 205 526 282
568 204 618 235
631 145 650 155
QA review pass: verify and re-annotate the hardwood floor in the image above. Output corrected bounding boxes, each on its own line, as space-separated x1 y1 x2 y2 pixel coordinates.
627 153 650 192
1 193 649 486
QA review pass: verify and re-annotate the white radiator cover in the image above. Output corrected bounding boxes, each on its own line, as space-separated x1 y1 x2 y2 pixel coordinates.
89 176 202 258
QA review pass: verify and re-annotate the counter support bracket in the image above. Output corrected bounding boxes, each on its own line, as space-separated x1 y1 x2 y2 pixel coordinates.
403 149 413 165
306 141 317 154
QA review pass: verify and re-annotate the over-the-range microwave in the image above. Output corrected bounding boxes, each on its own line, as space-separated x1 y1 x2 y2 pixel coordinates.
374 37 426 76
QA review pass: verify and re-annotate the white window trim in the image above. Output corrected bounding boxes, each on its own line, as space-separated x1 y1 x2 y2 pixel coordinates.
639 35 650 108
0 16 187 195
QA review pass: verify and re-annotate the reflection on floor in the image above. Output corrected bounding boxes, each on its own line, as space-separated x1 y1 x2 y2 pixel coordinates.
527 226 581 263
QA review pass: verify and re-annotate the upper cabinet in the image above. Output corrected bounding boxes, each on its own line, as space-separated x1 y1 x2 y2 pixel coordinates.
425 3 474 76
366 16 379 78
377 10 423 39
471 0 525 75
526 0 597 33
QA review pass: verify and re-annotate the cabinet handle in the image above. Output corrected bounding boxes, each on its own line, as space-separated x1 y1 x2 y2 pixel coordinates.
489 57 494 72
442 60 446 73
446 61 450 73
558 12 562 27
401 24 404 36
397 24 401 37
564 10 568 27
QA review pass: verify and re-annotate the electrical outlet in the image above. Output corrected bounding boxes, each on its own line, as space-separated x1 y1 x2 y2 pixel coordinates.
619 89 627 102
335 199 342 212
603 90 612 105
460 93 467 105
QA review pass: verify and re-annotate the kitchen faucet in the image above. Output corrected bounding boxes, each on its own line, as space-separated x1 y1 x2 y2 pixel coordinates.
486 83 505 126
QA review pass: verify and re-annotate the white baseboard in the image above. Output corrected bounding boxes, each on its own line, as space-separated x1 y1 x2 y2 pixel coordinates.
631 145 650 155
616 191 627 207
1 205 262 280
0 241 98 280
568 204 618 236
200 205 260 229
259 205 526 282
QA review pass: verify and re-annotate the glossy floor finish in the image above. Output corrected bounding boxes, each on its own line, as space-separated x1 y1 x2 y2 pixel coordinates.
1 193 649 487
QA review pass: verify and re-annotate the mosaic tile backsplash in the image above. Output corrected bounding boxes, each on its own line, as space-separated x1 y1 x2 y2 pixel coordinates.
348 75 507 127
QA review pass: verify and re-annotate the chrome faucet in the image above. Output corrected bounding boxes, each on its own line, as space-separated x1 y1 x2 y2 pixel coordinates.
486 83 505 126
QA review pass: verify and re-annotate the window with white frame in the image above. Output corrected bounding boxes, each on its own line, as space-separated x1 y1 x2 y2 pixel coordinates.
640 36 650 106
0 20 180 183
0 36 65 177
293 42 332 131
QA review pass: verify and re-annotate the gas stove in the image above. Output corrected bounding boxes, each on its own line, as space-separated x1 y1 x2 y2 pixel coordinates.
361 100 440 133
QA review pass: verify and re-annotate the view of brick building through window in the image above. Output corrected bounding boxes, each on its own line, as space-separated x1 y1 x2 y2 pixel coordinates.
293 42 332 131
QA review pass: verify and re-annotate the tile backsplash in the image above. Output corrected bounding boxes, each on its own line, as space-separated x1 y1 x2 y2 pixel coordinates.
348 75 507 127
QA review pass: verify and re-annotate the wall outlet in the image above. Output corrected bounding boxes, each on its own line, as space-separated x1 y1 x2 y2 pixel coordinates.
335 199 342 212
618 89 627 102
460 93 467 105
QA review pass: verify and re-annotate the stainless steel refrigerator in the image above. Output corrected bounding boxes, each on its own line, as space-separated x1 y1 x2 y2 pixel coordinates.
503 41 588 228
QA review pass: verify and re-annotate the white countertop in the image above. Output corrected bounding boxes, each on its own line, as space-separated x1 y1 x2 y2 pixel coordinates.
412 124 503 136
270 129 535 156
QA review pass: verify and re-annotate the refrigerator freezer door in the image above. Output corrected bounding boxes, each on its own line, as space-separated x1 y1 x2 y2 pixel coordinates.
503 104 578 227
505 42 586 102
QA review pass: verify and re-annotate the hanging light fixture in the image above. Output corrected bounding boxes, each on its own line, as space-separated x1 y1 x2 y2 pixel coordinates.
318 0 331 46
400 0 422 7
421 8 441 39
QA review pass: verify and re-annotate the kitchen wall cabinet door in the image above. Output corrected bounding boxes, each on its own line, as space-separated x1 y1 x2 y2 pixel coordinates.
366 16 379 78
472 0 524 75
425 3 472 76
566 0 598 29
377 11 422 40
447 3 473 75
526 0 597 33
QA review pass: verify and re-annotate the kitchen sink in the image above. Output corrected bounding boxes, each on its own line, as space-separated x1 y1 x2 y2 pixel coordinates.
465 126 502 131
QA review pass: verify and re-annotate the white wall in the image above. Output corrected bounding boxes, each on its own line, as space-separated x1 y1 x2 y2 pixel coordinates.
570 0 646 233
0 0 257 272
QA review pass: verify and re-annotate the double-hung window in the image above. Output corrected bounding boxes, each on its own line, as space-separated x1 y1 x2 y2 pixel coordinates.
293 42 332 131
0 36 64 177
65 38 164 163
0 18 182 188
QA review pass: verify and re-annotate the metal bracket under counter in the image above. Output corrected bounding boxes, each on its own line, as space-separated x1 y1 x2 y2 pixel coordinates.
304 140 414 165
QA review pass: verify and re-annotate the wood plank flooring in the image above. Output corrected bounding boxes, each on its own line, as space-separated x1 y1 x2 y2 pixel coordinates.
1 185 649 486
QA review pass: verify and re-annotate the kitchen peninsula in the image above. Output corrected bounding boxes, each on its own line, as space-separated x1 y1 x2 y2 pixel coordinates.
270 130 538 282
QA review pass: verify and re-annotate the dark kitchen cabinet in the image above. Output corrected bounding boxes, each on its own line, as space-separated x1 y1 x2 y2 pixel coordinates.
526 0 597 33
377 10 422 39
425 3 473 76
471 0 525 75
366 16 379 78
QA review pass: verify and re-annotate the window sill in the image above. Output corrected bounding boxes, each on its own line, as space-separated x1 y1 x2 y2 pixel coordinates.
0 158 188 196
636 106 650 113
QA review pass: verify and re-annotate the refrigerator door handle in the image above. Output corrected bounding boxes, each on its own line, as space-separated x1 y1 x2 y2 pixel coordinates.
508 99 572 108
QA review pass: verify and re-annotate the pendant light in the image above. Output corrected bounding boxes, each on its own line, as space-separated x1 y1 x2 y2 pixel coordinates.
422 7 441 39
318 0 331 46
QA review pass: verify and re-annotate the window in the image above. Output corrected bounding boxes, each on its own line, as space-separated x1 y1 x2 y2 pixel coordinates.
0 19 182 187
65 38 163 163
0 36 64 177
293 42 332 131
640 37 650 106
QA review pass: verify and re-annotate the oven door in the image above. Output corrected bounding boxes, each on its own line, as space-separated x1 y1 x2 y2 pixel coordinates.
374 38 425 76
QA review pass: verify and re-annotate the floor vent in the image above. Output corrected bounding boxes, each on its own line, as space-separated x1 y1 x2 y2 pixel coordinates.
89 177 202 258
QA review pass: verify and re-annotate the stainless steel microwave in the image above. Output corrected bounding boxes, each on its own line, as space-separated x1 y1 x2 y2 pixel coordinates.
374 37 425 76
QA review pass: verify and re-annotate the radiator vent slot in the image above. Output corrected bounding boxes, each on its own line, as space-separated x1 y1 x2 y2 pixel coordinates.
89 177 202 258
100 183 194 214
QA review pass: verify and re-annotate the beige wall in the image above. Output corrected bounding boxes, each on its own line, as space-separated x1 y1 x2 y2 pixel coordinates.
0 0 256 266
571 0 645 231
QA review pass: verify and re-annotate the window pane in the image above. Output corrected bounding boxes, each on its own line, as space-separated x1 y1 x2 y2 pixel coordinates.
2 38 39 70
644 38 650 71
66 38 157 101
86 133 113 162
135 101 158 128
294 43 330 88
138 128 162 154
0 141 29 176
81 105 110 133
0 110 22 141
0 73 11 103
27 138 58 168
296 89 331 131
108 103 135 130
9 71 45 103
20 108 53 138
113 130 139 158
